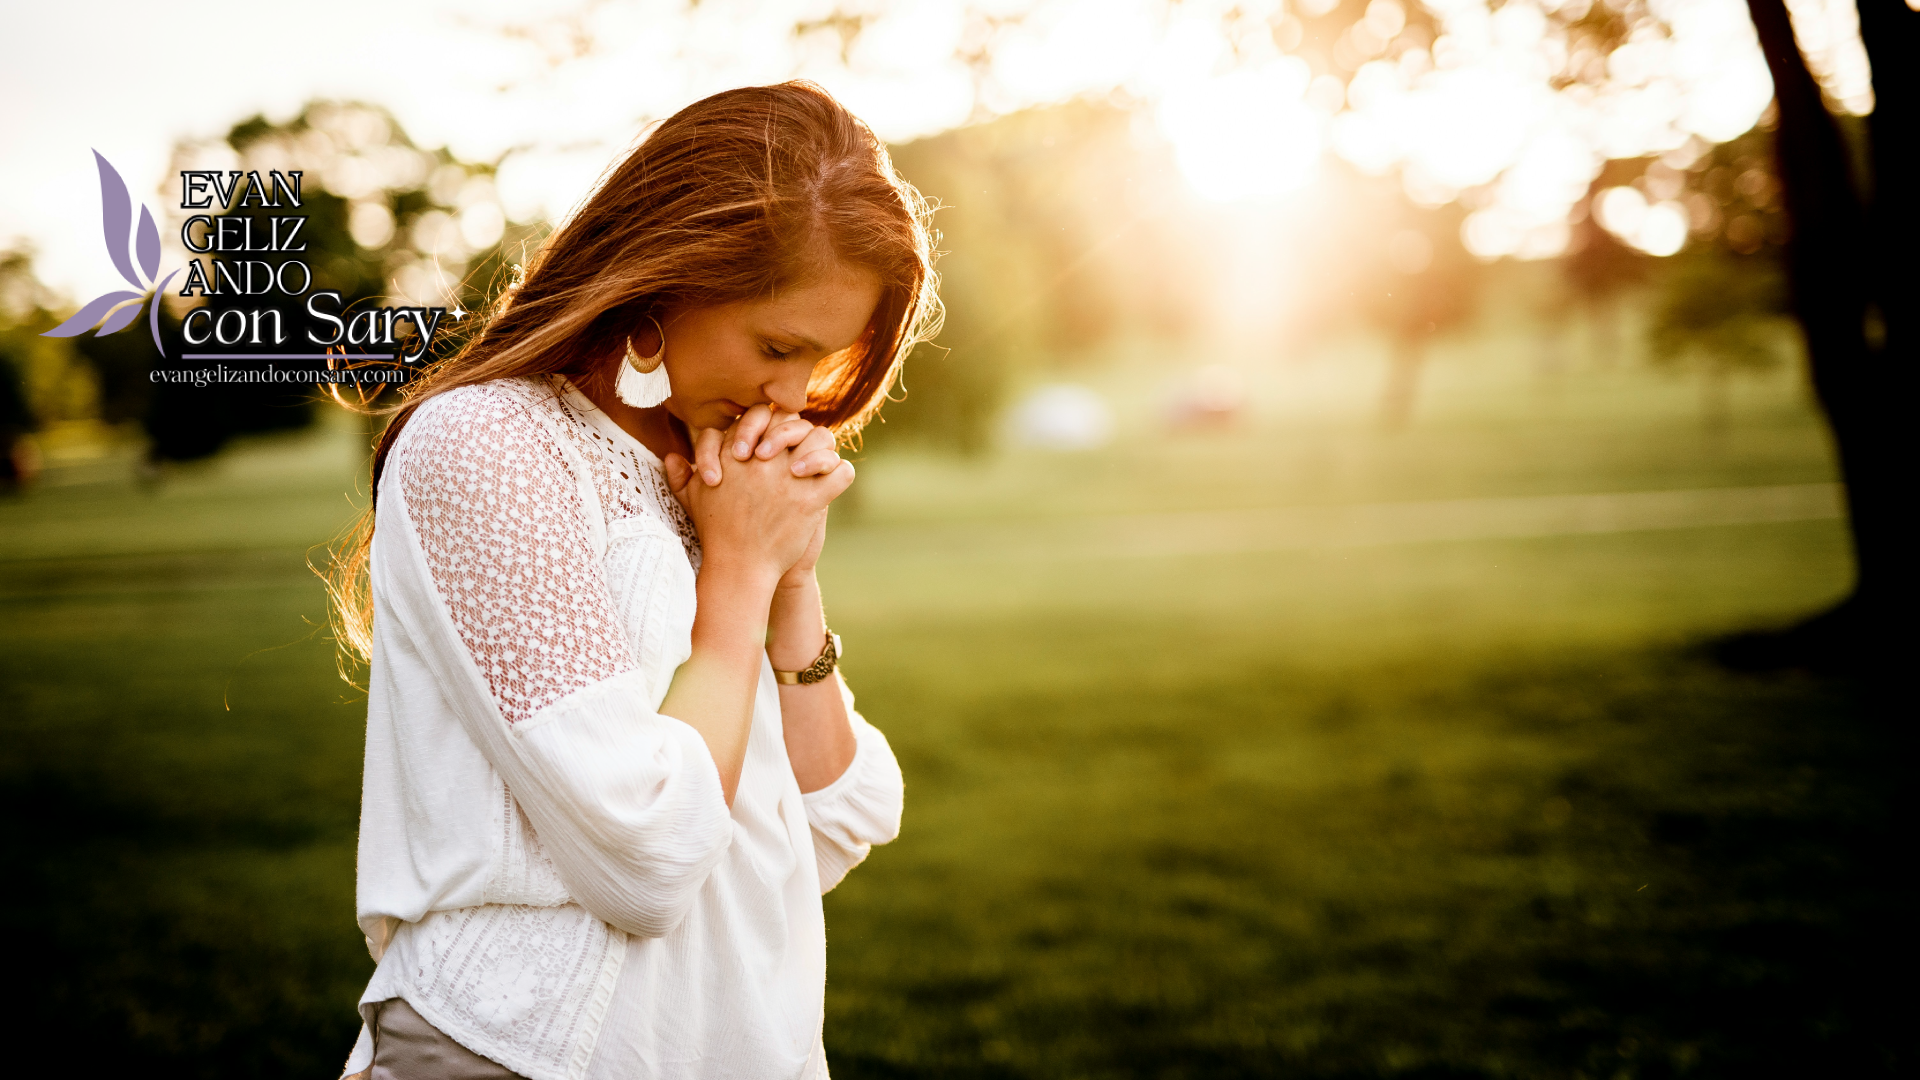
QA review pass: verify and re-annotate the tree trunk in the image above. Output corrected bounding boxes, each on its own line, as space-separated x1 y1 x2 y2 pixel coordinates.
1855 1 1916 375
1854 0 1918 627
1587 295 1621 369
1701 361 1731 436
1727 0 1911 669
1379 332 1426 431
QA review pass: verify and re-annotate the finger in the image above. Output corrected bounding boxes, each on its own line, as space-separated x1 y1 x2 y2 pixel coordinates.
661 453 695 510
755 418 817 459
791 425 836 458
694 427 725 486
819 458 856 500
790 449 844 477
662 452 692 494
731 404 775 461
786 426 840 473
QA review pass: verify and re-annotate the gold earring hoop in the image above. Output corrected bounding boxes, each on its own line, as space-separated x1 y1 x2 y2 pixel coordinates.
615 314 673 408
625 315 666 374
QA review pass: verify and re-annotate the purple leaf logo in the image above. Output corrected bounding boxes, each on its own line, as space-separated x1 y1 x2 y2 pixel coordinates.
42 151 171 356
44 290 142 336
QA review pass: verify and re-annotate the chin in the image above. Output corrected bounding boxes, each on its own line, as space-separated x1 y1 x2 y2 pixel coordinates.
711 402 749 425
677 400 742 430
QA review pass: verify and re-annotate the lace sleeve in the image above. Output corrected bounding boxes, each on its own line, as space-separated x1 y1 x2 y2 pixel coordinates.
391 383 631 724
379 381 731 938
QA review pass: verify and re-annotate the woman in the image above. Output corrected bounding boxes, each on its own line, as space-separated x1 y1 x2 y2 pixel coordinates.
330 81 940 1080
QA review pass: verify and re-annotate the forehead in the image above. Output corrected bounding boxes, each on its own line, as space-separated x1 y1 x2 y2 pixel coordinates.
750 264 882 347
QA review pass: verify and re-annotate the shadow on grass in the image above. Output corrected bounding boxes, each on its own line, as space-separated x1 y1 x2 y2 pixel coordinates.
2 772 366 1080
2 640 1900 1079
822 644 1901 1079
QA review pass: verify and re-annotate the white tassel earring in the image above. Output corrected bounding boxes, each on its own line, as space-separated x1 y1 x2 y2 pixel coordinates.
616 316 672 408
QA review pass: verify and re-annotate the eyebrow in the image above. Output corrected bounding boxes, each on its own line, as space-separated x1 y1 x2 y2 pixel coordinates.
768 326 826 352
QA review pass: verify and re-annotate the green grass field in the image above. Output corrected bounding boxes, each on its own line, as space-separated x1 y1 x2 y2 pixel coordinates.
0 343 1897 1078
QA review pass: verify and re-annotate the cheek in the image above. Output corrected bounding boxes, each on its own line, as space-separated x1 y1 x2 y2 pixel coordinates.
681 347 768 398
667 362 759 427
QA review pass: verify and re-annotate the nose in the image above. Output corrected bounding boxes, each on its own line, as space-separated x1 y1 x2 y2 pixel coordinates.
765 364 811 415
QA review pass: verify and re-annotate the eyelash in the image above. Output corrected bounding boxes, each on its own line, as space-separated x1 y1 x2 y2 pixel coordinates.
763 343 797 360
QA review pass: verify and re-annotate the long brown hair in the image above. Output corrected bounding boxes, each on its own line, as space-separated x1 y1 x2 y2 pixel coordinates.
323 81 941 676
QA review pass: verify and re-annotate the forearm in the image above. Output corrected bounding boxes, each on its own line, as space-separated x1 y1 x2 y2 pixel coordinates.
659 555 779 805
768 571 858 793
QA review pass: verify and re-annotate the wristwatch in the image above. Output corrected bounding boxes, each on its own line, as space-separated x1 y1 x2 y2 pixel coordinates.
773 630 841 685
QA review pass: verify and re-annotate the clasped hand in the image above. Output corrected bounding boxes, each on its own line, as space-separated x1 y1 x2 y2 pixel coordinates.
661 405 851 588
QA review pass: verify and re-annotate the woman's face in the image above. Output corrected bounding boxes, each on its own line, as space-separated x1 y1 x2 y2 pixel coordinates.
658 262 883 431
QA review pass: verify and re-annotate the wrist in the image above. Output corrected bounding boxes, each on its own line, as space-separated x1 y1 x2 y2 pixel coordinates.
768 632 827 672
696 551 784 602
774 566 818 594
771 629 839 686
766 578 827 671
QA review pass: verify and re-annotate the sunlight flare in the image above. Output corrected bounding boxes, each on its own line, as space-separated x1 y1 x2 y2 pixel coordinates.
1157 59 1322 202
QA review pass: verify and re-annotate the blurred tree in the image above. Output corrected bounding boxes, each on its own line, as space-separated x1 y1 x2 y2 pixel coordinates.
0 352 34 490
1678 127 1796 257
1563 184 1652 371
882 101 1199 451
1359 192 1480 429
1591 129 1800 429
0 246 81 488
1722 0 1914 668
1570 127 1793 378
1646 248 1792 429
885 103 1490 441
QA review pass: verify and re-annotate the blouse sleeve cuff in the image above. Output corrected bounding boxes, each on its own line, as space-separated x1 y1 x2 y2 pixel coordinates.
802 710 903 850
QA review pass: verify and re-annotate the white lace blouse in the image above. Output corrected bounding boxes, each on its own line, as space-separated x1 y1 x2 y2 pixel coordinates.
342 376 903 1080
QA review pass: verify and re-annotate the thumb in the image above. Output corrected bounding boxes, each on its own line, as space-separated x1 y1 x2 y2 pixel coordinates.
821 458 856 501
662 453 692 494
694 426 726 487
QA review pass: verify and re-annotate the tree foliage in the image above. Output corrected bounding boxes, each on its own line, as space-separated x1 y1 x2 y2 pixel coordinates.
879 103 1204 450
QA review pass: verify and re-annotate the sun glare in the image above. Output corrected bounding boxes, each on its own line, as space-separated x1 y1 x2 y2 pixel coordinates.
7 0 1855 298
1595 185 1690 256
1047 0 1778 252
1157 60 1323 203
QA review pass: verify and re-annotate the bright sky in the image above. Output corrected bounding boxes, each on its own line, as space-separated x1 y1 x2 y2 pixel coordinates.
1 0 1870 303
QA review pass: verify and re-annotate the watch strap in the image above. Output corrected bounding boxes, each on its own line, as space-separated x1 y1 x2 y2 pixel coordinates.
773 630 840 685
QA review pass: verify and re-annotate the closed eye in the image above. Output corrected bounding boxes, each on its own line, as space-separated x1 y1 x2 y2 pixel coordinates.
762 342 799 360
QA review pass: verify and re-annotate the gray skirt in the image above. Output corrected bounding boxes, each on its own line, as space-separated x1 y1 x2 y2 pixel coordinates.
345 998 529 1080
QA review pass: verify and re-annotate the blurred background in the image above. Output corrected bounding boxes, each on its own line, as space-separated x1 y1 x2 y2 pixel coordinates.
1 1 1906 1076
